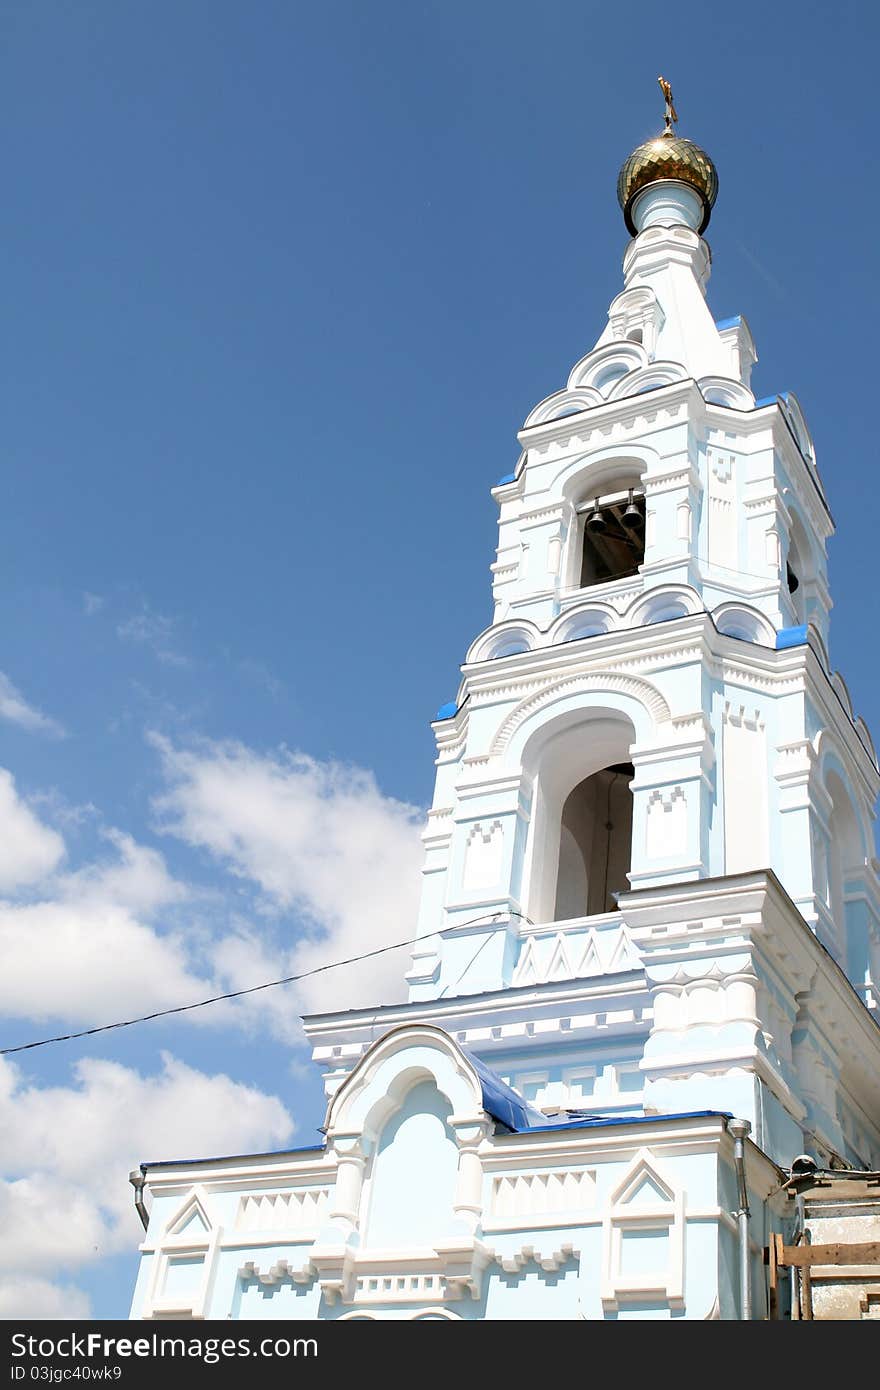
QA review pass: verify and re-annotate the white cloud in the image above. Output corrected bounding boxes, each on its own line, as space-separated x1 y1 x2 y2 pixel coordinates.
0 1177 106 1277
117 607 191 668
60 827 183 916
152 735 425 1013
0 1052 293 1317
0 1276 92 1320
0 769 66 891
82 592 104 616
0 671 65 737
0 815 214 1028
0 898 211 1027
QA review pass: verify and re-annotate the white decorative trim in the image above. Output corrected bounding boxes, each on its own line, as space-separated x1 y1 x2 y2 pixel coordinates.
600 1149 685 1313
490 671 671 756
239 1256 315 1287
494 1242 580 1274
140 1187 219 1320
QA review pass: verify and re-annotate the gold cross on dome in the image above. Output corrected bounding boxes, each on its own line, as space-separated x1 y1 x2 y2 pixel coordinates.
658 75 678 133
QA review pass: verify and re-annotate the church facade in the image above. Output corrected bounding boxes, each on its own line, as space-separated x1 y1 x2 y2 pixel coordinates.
129 96 880 1321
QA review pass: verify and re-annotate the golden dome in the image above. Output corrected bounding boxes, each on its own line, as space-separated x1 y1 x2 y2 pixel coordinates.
617 132 718 236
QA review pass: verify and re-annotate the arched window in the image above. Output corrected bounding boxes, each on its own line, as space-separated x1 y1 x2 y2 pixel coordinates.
554 763 635 919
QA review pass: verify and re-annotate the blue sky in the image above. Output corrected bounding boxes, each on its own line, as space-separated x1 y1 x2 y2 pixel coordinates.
2 0 879 1319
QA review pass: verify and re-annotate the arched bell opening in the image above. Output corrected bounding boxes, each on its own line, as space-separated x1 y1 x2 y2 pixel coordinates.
554 763 635 919
580 487 646 588
785 511 814 627
519 710 638 925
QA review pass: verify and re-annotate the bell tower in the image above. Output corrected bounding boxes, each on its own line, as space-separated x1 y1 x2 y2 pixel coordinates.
398 89 879 1170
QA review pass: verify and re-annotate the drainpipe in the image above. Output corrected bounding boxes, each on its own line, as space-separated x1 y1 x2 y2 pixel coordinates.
727 1117 752 1320
129 1168 150 1232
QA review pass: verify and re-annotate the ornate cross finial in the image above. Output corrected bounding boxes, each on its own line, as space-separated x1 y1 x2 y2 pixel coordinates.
658 75 678 134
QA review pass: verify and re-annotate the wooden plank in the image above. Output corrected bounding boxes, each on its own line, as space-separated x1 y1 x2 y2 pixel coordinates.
767 1231 779 1320
778 1241 880 1269
802 1256 813 1320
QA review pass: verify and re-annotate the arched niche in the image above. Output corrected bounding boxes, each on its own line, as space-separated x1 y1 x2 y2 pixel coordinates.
362 1079 460 1249
322 1027 489 1247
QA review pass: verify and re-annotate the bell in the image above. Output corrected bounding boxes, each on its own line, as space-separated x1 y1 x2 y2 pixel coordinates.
621 488 643 531
586 497 606 533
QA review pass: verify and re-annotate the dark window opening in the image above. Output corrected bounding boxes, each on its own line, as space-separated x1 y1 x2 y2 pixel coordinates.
554 763 635 919
581 492 646 588
786 562 800 596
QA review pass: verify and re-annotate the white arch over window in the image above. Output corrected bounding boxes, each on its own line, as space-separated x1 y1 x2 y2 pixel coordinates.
713 602 776 646
492 671 669 762
523 387 603 427
606 361 688 402
698 376 755 410
567 342 647 394
550 602 619 644
326 1026 484 1140
627 585 702 628
467 621 539 664
555 446 657 506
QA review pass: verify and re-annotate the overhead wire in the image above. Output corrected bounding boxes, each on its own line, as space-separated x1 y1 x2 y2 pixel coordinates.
0 909 534 1058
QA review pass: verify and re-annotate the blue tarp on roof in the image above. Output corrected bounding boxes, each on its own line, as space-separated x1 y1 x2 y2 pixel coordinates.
462 1046 730 1134
462 1046 546 1131
777 624 808 650
516 1109 731 1135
